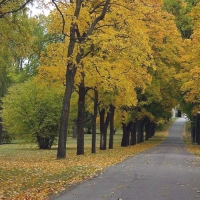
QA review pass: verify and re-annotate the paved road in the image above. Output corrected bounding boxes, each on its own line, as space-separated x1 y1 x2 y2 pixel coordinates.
54 118 200 200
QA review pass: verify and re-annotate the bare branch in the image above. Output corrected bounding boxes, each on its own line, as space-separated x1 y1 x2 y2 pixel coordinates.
52 0 67 38
95 23 117 30
94 64 104 77
83 50 92 58
109 2 138 11
89 1 105 14
86 0 110 37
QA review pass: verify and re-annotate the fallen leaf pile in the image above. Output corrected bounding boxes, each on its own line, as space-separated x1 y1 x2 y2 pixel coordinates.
186 143 200 161
0 131 168 200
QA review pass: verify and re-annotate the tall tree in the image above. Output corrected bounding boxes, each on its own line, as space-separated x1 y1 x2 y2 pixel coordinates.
34 0 184 155
162 0 200 39
176 3 200 117
50 0 111 159
91 89 98 153
0 1 36 144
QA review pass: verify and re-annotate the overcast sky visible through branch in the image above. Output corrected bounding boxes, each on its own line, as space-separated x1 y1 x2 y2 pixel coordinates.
28 0 54 17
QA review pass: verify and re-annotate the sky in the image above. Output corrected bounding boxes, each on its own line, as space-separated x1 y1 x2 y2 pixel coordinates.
28 0 54 17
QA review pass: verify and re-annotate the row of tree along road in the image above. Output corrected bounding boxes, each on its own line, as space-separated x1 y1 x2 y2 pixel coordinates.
1 0 200 159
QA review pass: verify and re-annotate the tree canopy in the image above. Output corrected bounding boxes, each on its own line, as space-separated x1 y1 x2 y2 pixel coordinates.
1 0 200 157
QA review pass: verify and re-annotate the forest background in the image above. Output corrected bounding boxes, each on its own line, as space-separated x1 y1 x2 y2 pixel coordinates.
1 0 200 199
1 0 200 153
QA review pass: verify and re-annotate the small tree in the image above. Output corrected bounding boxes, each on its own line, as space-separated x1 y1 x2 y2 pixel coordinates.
1 79 63 149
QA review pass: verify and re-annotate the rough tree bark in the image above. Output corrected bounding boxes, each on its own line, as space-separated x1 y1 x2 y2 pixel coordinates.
149 122 156 138
57 7 80 158
99 108 110 150
91 89 98 153
130 120 137 146
137 119 145 144
121 122 133 147
109 104 115 149
57 67 76 158
121 123 129 147
191 120 196 143
77 73 86 155
195 112 200 145
145 118 150 141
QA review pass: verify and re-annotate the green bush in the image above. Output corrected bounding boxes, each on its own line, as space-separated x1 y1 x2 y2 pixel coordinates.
1 79 63 149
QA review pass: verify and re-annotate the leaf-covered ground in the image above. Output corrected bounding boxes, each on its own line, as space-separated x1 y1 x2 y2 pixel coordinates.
183 121 200 166
0 131 168 200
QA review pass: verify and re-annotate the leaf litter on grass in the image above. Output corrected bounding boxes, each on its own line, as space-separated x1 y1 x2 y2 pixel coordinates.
0 131 168 200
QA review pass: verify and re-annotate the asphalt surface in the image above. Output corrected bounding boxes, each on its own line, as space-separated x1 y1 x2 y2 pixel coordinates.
54 118 200 200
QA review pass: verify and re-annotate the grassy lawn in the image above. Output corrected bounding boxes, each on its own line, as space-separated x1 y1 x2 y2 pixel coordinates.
0 126 170 200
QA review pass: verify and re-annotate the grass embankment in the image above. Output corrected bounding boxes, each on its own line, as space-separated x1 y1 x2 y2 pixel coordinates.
0 122 171 200
184 120 200 157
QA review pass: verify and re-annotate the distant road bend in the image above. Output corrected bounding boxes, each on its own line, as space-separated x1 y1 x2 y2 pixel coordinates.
54 118 200 200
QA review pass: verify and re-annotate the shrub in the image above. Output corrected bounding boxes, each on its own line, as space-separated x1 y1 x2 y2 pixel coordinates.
2 79 63 149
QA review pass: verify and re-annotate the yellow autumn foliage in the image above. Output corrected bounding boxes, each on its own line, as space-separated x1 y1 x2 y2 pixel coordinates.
177 5 200 111
35 0 184 127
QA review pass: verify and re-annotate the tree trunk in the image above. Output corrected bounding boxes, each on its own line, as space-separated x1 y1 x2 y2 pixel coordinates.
77 74 86 155
121 123 128 147
0 117 2 145
91 89 98 153
56 0 84 159
145 118 150 141
137 119 145 144
121 122 132 147
130 120 137 145
109 104 115 149
195 113 200 145
57 68 75 159
192 126 196 143
191 120 196 143
99 108 110 150
37 135 55 149
149 122 156 138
